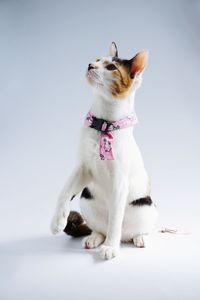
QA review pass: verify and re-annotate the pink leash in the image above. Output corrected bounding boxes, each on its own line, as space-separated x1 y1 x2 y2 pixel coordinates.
159 228 191 235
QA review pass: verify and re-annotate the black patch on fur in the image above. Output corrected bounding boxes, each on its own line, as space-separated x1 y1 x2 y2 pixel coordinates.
130 196 153 206
112 57 130 66
112 42 118 57
70 195 75 201
63 211 92 237
81 187 94 200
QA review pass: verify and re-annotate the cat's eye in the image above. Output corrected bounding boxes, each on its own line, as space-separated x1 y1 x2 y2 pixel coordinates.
96 58 101 62
106 64 117 71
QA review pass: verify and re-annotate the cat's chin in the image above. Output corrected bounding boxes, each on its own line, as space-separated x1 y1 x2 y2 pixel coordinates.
86 71 117 102
86 71 103 87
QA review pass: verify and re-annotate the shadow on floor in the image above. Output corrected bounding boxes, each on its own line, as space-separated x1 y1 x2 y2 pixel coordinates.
0 234 135 263
0 234 86 256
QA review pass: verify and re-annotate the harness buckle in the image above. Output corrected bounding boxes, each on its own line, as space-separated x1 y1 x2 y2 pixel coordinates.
90 117 111 133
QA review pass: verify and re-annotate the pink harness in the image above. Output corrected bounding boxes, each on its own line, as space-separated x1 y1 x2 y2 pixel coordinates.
85 111 138 160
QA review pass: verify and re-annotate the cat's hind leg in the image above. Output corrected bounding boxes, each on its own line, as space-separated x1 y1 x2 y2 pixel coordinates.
122 196 158 246
133 234 147 248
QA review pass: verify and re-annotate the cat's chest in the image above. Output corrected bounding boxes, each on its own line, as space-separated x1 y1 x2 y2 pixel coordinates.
81 128 111 171
80 127 133 171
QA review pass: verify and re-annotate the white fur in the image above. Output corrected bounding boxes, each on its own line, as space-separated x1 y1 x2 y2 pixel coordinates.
51 49 158 260
82 232 105 249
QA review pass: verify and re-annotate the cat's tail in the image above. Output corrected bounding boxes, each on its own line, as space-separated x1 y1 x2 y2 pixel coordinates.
63 211 92 237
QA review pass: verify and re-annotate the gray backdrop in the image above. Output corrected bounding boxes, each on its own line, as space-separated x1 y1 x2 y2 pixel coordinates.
0 1 200 299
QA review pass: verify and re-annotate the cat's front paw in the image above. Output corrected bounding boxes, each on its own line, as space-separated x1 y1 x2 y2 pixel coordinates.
99 245 118 260
50 209 69 234
82 232 105 249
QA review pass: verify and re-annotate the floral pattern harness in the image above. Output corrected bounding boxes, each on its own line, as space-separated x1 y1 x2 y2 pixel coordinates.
85 111 138 160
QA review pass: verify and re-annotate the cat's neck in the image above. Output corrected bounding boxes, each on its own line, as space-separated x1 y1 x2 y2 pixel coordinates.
90 92 136 121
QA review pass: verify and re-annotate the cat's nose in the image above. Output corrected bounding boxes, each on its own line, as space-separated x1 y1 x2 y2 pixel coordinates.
88 63 96 71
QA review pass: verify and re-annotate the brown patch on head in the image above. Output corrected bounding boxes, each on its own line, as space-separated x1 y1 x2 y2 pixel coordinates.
109 51 148 99
103 60 111 65
109 58 133 99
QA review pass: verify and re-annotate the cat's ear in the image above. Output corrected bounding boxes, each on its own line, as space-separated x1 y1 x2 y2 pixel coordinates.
129 50 149 78
109 42 118 57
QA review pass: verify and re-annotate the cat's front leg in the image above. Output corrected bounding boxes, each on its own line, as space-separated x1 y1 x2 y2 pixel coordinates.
51 164 91 234
99 176 128 260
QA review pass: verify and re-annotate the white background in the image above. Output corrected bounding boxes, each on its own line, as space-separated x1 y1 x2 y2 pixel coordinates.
0 0 200 299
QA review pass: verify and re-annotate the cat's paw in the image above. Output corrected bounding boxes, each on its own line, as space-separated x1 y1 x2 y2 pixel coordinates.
82 232 105 249
99 245 118 260
50 209 69 234
133 235 146 248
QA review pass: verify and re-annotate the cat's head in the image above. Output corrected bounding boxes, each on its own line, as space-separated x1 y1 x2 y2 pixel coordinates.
86 42 148 101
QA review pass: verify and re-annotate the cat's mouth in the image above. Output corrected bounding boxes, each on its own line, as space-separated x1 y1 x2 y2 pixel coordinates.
86 70 103 87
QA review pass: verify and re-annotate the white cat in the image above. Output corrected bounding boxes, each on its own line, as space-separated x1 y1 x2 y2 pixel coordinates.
51 42 158 260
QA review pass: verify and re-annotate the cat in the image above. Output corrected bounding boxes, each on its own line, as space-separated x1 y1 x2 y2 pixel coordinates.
51 42 158 260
